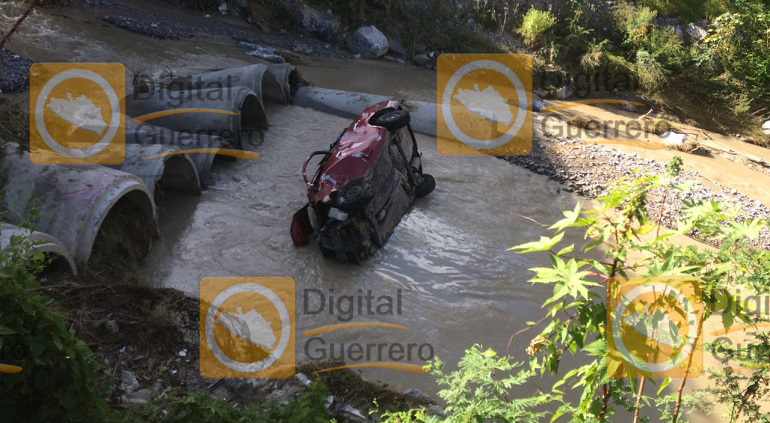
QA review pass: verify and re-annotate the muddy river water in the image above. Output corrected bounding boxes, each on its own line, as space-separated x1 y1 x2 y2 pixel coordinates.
2 4 728 420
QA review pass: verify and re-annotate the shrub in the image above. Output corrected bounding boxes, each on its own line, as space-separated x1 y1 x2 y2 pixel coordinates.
706 0 770 104
637 0 729 21
635 49 667 91
141 382 331 423
517 8 557 47
380 345 550 423
0 230 109 422
614 2 658 43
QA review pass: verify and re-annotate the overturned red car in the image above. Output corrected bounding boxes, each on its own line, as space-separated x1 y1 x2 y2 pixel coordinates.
291 101 435 263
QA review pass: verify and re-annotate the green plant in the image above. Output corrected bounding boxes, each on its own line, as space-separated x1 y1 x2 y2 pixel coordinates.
0 228 109 421
379 345 550 422
382 158 770 422
706 1 770 103
635 49 667 91
141 381 333 423
637 0 729 21
517 7 557 47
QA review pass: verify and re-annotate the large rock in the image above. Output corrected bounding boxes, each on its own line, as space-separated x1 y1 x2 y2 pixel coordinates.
762 120 770 136
685 23 708 42
347 25 390 58
294 3 340 41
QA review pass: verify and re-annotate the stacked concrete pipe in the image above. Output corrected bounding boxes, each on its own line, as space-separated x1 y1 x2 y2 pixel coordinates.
106 143 202 197
122 119 221 190
0 152 157 266
168 64 289 105
125 85 264 149
0 223 78 275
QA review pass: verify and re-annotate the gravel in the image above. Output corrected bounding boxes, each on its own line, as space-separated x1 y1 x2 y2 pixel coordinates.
500 136 770 249
0 49 34 94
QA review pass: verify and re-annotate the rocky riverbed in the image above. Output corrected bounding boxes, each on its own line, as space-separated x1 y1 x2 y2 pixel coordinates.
501 136 770 249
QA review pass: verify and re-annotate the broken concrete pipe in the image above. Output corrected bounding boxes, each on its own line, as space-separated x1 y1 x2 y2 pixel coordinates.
0 151 157 265
0 223 78 275
125 85 264 150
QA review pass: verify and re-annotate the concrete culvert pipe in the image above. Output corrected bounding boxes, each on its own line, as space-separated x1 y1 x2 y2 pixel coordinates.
265 63 299 102
124 119 223 189
168 64 288 105
105 144 201 198
0 223 78 275
126 86 265 149
293 86 438 136
0 152 157 265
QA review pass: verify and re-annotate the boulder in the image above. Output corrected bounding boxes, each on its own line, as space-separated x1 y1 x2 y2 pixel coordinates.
294 3 340 41
685 23 707 42
762 120 770 136
347 25 390 58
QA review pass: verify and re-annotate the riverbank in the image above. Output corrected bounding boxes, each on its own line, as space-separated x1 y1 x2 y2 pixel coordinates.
40 276 435 421
2 0 770 420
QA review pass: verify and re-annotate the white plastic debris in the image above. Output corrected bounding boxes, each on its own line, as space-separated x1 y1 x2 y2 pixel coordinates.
660 131 688 146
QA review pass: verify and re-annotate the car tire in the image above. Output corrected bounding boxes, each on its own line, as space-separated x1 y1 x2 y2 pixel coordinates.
371 110 410 131
415 173 435 198
338 179 375 211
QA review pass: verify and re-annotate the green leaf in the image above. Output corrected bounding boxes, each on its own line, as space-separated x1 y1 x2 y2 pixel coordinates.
549 203 583 231
583 339 606 356
656 378 672 395
509 232 565 253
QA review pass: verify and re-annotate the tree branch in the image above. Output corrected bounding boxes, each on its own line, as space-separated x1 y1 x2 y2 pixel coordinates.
0 0 41 50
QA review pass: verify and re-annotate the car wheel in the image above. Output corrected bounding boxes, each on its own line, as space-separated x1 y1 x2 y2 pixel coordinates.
415 173 435 198
371 110 410 131
338 179 375 211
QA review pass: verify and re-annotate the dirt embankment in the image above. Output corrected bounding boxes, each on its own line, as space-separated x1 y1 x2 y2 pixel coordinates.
41 277 435 419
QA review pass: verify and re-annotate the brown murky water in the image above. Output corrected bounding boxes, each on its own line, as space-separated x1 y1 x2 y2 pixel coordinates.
2 4 731 420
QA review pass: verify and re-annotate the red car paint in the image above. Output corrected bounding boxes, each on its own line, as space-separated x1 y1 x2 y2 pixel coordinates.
303 101 400 203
